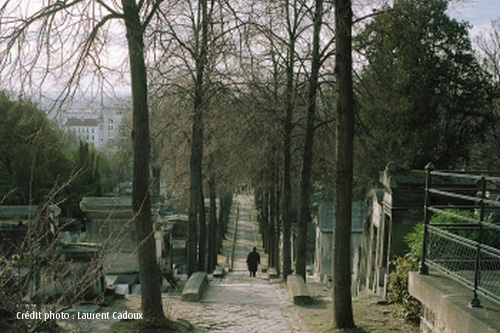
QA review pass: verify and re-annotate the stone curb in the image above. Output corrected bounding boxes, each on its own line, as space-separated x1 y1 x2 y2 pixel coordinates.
287 274 310 305
181 271 208 302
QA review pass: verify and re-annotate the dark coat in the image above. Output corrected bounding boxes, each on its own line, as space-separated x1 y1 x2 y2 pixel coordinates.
246 250 260 272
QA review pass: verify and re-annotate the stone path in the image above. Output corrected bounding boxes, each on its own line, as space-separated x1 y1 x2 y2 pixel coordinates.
167 194 311 332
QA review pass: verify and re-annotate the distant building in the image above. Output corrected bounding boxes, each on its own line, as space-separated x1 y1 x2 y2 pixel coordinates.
97 104 127 149
63 104 127 149
40 92 130 150
65 117 100 146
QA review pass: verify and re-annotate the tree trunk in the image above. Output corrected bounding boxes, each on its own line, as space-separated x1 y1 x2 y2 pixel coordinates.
332 0 355 328
198 180 207 271
151 166 161 197
269 184 277 270
207 180 217 272
218 194 226 252
187 0 209 276
282 1 296 280
262 190 270 255
282 168 292 279
122 0 164 323
187 123 200 276
219 193 231 250
274 157 281 276
296 0 323 281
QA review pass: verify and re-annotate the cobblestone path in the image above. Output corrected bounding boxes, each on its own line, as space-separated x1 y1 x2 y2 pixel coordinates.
168 194 311 332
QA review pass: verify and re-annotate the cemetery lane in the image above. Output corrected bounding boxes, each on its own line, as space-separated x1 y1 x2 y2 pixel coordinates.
166 194 311 332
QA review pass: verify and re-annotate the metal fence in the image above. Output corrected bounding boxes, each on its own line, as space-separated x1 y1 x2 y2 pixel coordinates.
419 163 500 308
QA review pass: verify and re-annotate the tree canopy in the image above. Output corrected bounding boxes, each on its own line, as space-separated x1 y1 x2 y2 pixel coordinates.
0 92 112 218
354 0 498 191
0 92 73 205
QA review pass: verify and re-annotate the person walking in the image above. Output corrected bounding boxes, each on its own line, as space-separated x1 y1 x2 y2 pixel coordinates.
246 247 260 277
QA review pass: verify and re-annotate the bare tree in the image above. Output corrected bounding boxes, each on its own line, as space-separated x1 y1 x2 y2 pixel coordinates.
282 0 301 280
296 0 324 281
470 21 500 170
475 21 500 82
332 0 355 328
151 0 243 275
0 0 170 326
121 0 167 324
246 0 309 280
244 0 336 281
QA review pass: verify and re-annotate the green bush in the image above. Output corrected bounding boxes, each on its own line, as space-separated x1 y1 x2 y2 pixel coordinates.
404 222 423 260
389 207 500 324
387 256 421 323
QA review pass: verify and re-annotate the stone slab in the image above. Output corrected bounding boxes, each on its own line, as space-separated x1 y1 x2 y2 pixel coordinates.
267 268 279 279
115 284 129 298
182 272 208 302
213 267 225 278
287 274 310 305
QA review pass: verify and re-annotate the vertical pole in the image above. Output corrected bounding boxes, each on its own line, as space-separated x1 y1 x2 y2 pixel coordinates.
419 162 434 275
470 175 486 308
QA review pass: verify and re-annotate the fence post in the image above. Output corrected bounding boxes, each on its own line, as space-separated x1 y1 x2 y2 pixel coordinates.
419 162 434 275
470 175 486 308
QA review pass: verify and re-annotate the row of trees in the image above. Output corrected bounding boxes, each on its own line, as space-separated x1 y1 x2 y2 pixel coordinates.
1 0 500 329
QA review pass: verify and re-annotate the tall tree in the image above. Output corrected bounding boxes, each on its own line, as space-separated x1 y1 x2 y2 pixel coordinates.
179 0 209 275
74 141 102 197
244 0 303 279
153 0 236 275
121 0 166 323
281 0 296 280
332 0 355 328
296 0 324 281
354 0 497 188
1 0 169 325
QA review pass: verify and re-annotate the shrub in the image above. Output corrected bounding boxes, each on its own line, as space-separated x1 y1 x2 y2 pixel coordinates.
387 256 421 324
404 222 423 260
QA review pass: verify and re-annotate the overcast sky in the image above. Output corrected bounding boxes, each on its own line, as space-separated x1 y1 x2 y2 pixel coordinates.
448 0 500 37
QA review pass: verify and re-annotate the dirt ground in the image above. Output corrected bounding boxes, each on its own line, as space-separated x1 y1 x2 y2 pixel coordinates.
299 281 420 333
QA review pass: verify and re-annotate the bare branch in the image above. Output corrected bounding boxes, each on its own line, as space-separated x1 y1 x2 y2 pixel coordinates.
143 0 165 28
96 0 123 17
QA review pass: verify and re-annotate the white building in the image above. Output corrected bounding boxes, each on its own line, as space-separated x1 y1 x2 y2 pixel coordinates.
65 117 100 147
62 99 129 150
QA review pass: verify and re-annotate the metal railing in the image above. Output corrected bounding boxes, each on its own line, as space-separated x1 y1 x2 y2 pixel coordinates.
419 163 500 307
